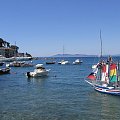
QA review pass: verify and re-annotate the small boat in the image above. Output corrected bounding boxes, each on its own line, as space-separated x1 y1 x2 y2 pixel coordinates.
7 61 33 67
73 59 82 65
26 64 50 77
46 61 56 64
0 62 4 66
0 67 10 75
58 46 70 65
58 60 69 65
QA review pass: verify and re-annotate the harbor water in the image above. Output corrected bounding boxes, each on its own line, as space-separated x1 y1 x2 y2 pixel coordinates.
0 57 120 120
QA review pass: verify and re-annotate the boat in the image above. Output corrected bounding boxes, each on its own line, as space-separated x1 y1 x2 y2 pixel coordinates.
0 62 4 66
58 60 69 65
0 55 14 62
58 46 70 65
86 58 120 96
0 67 10 75
6 61 33 67
26 64 50 77
12 56 33 61
0 66 10 75
0 55 32 62
85 31 120 96
73 59 82 65
46 61 56 64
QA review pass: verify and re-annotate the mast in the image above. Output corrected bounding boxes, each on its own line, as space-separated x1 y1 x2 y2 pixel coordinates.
100 29 102 60
63 45 64 60
99 30 103 81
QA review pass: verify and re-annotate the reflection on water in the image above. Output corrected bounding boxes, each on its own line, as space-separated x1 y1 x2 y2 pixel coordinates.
27 76 48 83
99 95 120 120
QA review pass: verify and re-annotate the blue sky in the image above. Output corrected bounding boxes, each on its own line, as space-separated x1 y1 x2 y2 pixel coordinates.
0 0 120 57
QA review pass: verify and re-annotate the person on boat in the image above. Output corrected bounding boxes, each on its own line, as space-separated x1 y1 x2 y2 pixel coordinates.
101 60 109 87
107 55 112 63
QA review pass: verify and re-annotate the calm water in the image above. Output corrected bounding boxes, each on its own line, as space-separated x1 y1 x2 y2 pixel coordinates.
0 57 120 120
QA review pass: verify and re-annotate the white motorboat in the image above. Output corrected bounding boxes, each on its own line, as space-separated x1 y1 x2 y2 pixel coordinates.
73 59 82 65
26 64 50 77
58 60 69 65
0 55 14 62
12 56 32 61
0 55 32 62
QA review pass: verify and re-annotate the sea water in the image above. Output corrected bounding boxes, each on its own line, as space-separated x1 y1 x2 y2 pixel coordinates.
0 57 120 120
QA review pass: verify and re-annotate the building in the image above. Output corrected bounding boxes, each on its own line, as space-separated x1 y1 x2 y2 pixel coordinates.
0 38 32 58
0 38 19 58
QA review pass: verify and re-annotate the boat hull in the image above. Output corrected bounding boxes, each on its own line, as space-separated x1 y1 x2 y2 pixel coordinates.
26 71 49 77
85 80 120 96
0 68 10 75
46 62 55 64
0 62 4 66
94 86 120 96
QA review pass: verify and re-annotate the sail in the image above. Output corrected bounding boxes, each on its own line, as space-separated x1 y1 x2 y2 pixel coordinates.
106 64 109 83
87 65 98 80
110 63 117 82
101 63 109 84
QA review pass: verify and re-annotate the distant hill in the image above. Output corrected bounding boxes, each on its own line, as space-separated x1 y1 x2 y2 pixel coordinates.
52 54 98 57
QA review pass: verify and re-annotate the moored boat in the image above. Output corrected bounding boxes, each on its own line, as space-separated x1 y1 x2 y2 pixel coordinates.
0 62 4 66
73 59 82 65
6 61 33 67
12 56 33 61
58 60 69 65
0 67 10 75
26 64 50 77
0 55 14 62
46 61 56 64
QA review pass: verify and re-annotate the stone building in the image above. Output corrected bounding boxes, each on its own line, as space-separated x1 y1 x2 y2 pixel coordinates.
0 38 19 58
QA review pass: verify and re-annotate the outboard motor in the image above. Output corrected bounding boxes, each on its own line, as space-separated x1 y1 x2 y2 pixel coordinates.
27 72 31 77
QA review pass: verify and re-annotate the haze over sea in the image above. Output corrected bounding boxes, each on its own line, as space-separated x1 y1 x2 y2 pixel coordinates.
0 57 120 120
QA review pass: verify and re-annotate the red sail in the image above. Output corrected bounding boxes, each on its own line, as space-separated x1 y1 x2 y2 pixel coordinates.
87 73 96 80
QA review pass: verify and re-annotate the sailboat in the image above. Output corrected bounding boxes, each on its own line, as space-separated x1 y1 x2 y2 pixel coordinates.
86 31 120 96
58 46 70 65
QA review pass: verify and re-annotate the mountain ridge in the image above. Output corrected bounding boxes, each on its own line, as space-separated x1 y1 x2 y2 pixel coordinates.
52 54 98 57
51 54 120 57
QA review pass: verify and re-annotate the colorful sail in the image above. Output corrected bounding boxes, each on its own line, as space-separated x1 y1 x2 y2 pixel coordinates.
87 65 98 80
110 63 117 82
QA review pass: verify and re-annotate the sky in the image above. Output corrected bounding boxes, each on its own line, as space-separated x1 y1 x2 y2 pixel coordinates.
0 0 120 57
